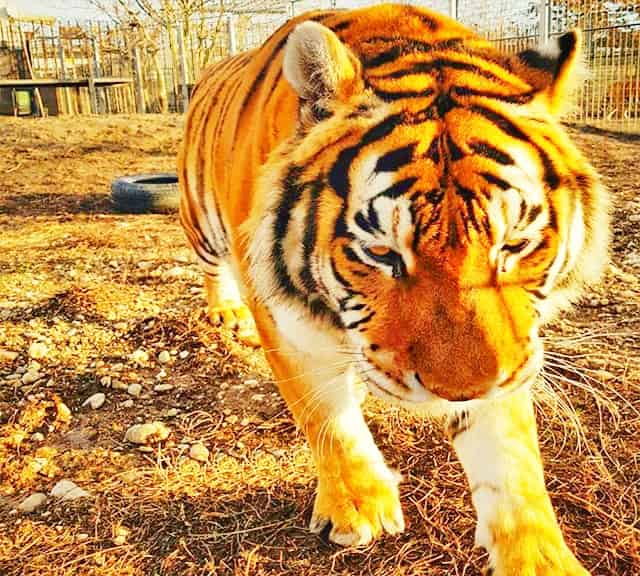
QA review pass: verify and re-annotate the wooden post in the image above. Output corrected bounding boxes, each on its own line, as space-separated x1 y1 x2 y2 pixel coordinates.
227 14 237 56
539 0 549 44
449 0 458 21
87 58 98 114
19 27 46 117
132 44 145 113
176 22 189 113
90 35 106 113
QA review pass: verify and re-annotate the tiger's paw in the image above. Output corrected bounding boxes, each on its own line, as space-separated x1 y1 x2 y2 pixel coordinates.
485 527 590 576
309 461 404 546
207 302 261 347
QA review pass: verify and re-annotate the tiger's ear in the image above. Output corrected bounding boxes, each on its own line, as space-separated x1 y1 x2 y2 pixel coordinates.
283 21 362 102
509 30 583 115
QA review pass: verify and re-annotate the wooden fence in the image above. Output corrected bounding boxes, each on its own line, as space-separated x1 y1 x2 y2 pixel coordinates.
1 0 639 132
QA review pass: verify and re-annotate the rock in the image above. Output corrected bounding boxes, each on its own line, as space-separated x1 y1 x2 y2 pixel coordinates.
31 432 45 442
127 383 142 397
179 350 189 359
137 261 154 270
189 443 209 462
28 342 49 359
629 214 640 223
21 370 42 386
157 350 171 364
82 393 105 410
156 369 167 380
130 349 149 365
225 414 238 425
0 349 19 362
50 479 90 500
76 533 89 542
112 525 130 546
164 266 187 279
112 380 128 391
166 408 179 417
153 383 174 393
18 492 48 513
55 399 72 423
100 376 112 388
124 421 170 445
244 379 259 387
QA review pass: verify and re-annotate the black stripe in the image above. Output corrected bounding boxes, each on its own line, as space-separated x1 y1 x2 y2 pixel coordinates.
241 34 289 113
374 87 435 102
448 411 472 439
526 204 543 224
342 245 362 264
331 257 352 290
346 310 376 330
481 172 511 191
425 136 441 163
426 188 444 204
329 114 404 199
367 203 381 231
272 166 306 297
469 141 514 165
446 134 464 161
469 105 560 189
300 178 322 294
374 177 418 200
375 144 416 173
364 38 463 68
453 85 536 104
355 211 374 234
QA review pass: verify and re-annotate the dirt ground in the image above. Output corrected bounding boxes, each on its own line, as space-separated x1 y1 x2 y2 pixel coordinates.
0 115 638 576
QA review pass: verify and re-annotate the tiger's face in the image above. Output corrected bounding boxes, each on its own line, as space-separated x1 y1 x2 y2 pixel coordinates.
253 19 609 405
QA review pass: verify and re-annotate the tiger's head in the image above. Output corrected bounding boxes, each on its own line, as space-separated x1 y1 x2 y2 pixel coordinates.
250 9 609 405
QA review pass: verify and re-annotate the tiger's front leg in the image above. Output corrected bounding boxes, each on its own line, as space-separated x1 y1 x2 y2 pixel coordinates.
450 387 589 576
254 308 404 546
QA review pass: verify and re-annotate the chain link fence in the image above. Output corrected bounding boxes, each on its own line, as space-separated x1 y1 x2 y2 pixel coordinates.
1 1 639 131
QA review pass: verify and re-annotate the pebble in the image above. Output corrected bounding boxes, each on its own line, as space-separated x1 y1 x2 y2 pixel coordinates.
164 266 187 279
50 479 90 500
226 414 238 425
31 432 45 442
124 421 170 444
153 383 174 393
112 380 128 391
82 393 105 410
55 399 72 423
156 369 167 380
18 492 48 513
76 533 89 542
21 370 42 386
0 349 18 362
629 214 640 223
189 443 209 462
137 261 154 270
100 376 112 388
28 342 49 359
121 399 134 408
130 349 149 365
179 350 189 359
166 408 179 417
251 394 265 402
127 383 142 397
244 379 259 387
157 351 171 364
112 525 130 546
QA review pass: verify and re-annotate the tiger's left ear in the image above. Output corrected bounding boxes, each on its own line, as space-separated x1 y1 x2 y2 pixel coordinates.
283 21 363 103
509 30 583 115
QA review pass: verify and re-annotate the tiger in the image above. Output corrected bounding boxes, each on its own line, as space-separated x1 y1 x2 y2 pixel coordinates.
178 5 609 574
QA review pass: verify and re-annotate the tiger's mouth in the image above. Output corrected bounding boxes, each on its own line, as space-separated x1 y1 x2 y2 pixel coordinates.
358 346 543 405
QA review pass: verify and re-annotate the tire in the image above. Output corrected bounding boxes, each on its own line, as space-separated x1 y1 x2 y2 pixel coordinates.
110 174 180 214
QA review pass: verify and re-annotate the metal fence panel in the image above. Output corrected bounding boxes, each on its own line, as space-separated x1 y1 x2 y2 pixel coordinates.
0 1 638 131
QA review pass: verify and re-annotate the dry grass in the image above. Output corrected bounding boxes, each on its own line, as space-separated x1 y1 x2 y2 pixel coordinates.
0 115 639 575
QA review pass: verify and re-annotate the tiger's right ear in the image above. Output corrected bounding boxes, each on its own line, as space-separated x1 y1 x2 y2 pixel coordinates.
283 21 362 102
